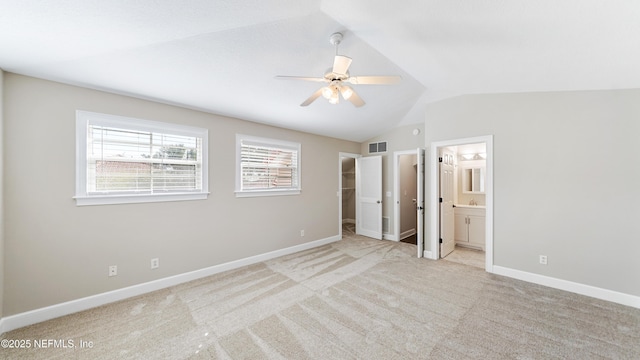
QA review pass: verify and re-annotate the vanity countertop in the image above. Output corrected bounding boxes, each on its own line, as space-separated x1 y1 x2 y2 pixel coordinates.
455 204 486 209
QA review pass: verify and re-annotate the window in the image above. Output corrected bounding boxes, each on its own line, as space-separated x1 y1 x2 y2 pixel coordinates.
236 134 301 197
75 111 208 206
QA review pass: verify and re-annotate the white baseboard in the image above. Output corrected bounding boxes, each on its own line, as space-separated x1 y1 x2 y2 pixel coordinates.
400 228 416 240
383 234 398 241
0 235 341 334
492 266 640 309
423 250 434 259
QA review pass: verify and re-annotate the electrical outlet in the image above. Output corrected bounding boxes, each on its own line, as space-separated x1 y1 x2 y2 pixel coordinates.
300 230 305 237
108 265 117 277
151 258 159 269
539 255 548 265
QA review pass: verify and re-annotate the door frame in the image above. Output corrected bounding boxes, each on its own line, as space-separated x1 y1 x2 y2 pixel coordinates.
429 135 494 272
338 152 361 238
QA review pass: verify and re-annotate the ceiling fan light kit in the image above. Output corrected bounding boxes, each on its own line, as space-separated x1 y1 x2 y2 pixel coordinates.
276 32 401 107
340 85 354 100
322 85 335 99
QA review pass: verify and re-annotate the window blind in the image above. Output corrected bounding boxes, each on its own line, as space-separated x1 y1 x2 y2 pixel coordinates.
87 125 202 194
239 140 299 191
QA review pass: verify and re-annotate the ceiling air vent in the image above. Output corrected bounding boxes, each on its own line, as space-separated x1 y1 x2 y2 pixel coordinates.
368 141 387 154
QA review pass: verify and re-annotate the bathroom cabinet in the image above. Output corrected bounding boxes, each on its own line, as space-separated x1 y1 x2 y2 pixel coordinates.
454 206 485 250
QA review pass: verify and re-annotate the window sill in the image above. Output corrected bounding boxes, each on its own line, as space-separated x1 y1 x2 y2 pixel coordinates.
74 192 209 206
235 189 300 198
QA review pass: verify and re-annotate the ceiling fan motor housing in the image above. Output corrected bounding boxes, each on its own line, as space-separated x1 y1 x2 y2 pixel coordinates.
324 68 349 82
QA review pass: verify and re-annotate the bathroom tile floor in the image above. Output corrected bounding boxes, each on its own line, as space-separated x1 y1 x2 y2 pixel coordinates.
442 245 485 269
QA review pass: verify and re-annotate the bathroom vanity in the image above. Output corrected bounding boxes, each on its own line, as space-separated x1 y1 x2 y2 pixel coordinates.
454 205 486 250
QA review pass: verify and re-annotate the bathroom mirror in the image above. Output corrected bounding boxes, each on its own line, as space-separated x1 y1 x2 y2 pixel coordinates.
462 167 485 194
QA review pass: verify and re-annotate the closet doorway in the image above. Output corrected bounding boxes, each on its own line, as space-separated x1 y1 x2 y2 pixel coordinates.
339 153 359 237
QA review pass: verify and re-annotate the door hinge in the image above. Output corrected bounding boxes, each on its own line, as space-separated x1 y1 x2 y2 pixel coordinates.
438 157 443 163
439 197 443 203
439 238 443 244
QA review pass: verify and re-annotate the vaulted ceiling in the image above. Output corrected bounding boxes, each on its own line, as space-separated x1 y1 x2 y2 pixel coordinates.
1 1 639 142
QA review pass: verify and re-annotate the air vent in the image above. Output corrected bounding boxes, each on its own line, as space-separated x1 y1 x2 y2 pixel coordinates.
382 216 390 234
368 141 387 154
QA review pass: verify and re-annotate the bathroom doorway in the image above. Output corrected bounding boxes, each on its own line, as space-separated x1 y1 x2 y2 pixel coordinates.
429 136 493 272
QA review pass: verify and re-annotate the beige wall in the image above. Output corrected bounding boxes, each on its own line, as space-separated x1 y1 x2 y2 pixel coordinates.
3 73 360 316
361 124 424 237
424 90 640 297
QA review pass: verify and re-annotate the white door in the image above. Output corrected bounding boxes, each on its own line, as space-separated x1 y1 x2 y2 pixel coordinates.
439 150 455 258
356 156 382 239
416 148 425 258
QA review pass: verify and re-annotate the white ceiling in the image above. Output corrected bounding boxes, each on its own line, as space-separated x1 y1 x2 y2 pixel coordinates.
1 1 639 142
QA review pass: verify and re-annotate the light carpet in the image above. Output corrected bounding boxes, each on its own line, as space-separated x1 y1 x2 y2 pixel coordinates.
2 232 639 359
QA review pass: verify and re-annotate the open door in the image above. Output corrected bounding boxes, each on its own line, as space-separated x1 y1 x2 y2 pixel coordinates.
356 156 382 239
439 150 455 258
416 148 425 258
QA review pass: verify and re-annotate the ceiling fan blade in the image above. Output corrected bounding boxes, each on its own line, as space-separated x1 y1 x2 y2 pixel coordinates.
346 75 402 85
332 55 352 75
275 75 326 82
300 88 324 107
340 86 365 107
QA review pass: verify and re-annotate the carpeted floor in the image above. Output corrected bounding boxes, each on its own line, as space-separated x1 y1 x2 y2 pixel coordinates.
2 231 639 359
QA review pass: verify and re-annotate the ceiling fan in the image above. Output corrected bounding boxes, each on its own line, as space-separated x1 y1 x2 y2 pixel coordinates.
276 32 401 107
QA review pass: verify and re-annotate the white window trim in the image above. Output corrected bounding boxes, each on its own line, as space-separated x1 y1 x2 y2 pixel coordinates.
235 134 301 198
75 110 209 206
